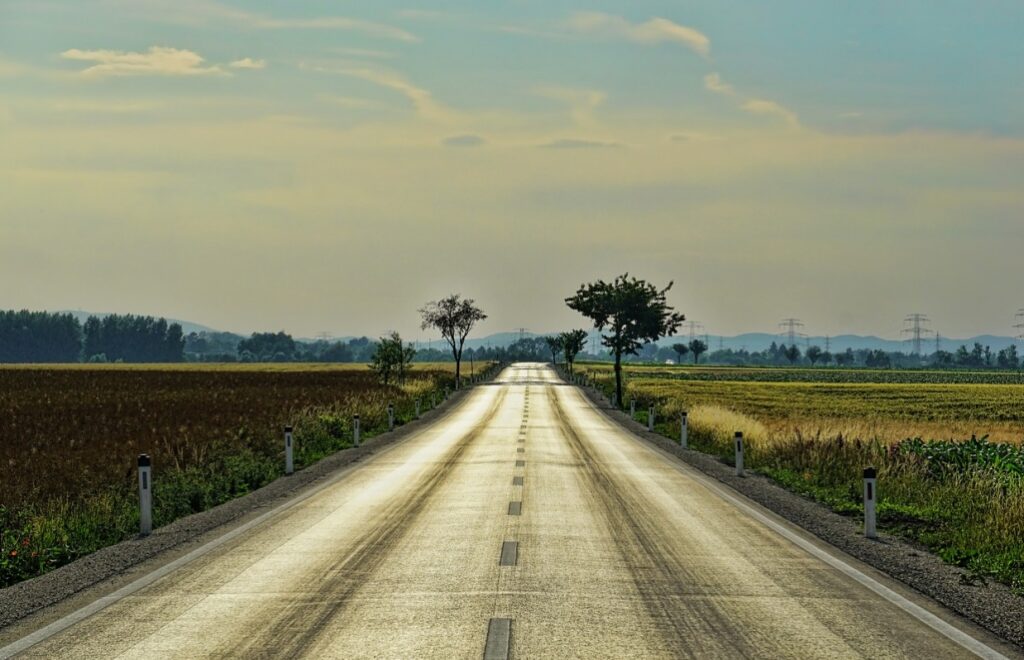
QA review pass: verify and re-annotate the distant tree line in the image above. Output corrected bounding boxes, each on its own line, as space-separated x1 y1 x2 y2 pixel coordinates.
0 310 185 363
617 339 1023 370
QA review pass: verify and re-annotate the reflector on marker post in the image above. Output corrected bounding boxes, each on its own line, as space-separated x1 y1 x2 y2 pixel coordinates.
388 403 395 431
284 425 294 475
138 454 152 536
680 412 688 448
648 405 655 431
864 466 878 539
353 415 361 448
735 432 744 476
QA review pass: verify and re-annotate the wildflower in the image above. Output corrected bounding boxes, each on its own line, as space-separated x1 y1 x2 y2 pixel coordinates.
21 538 30 547
9 550 17 558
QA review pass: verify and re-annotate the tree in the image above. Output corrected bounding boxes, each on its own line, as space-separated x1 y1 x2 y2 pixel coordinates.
370 332 416 385
688 339 707 364
420 294 487 389
806 345 823 366
835 348 855 367
783 344 801 365
671 342 689 365
820 351 833 366
237 332 295 363
565 274 684 407
997 345 1019 369
560 329 588 375
544 335 564 365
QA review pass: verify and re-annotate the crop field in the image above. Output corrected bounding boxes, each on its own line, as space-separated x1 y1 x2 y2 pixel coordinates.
0 362 488 586
577 362 1024 590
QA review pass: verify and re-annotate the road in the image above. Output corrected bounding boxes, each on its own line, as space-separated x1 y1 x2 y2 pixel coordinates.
2 363 1012 658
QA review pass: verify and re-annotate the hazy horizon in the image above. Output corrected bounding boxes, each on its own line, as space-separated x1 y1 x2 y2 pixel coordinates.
3 2 1023 340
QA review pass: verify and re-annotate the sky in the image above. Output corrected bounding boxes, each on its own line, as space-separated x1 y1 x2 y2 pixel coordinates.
2 1 1023 341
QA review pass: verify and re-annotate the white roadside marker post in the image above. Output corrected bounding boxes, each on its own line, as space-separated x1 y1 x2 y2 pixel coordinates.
680 412 688 448
416 399 421 419
284 425 294 475
630 398 636 418
648 405 655 432
138 454 152 537
388 403 395 431
735 432 745 477
432 392 436 409
353 415 361 448
864 467 878 539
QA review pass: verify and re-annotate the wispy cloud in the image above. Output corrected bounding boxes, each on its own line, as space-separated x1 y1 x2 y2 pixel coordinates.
229 57 265 70
703 72 734 95
568 12 710 57
61 47 225 77
704 71 800 129
304 62 451 122
442 134 485 147
534 86 606 127
742 99 800 129
539 138 622 149
124 1 418 42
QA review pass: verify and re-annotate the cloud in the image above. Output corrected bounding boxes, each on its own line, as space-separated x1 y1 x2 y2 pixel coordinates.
318 94 381 109
534 86 606 127
704 71 800 129
703 72 735 95
306 63 451 122
229 57 265 70
539 138 622 149
742 99 800 129
568 12 710 57
129 1 419 42
61 47 224 77
442 134 485 147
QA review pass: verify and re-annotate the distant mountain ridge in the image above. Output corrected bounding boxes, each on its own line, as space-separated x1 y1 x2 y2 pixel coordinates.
45 311 1023 353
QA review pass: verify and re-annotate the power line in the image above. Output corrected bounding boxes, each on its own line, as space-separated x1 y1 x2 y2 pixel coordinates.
901 313 933 356
778 318 805 345
682 321 704 341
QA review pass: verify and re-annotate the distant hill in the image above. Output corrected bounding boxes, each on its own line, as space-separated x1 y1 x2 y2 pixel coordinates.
58 310 218 336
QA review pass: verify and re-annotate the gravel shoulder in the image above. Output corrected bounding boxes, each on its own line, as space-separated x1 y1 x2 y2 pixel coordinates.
578 383 1024 654
0 382 482 638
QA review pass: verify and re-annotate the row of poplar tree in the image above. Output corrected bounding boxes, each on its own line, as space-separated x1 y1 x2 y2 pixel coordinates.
0 310 184 363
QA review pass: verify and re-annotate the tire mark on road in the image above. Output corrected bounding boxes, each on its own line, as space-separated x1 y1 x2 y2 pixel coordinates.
548 387 762 658
224 387 509 658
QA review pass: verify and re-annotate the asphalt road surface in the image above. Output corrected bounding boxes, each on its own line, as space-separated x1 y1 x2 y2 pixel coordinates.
2 364 1012 658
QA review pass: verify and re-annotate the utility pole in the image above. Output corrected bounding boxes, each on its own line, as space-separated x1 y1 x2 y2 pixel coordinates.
935 333 942 355
1015 309 1024 343
515 327 528 344
778 319 805 345
824 336 831 353
901 314 933 356
682 321 704 341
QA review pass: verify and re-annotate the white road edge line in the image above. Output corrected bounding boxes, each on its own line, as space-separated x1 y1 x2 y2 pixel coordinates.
579 388 1008 660
0 386 486 659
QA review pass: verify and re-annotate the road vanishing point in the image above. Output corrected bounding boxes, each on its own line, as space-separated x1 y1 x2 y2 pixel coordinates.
1 364 1014 659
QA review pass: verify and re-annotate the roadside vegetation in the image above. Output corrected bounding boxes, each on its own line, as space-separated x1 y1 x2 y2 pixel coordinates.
0 362 492 587
576 362 1024 591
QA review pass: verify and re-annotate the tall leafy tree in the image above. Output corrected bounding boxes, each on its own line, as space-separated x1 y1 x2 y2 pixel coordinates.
565 274 684 406
671 342 690 365
420 294 487 389
688 339 708 364
806 345 823 366
560 329 588 376
783 344 802 365
544 335 564 364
